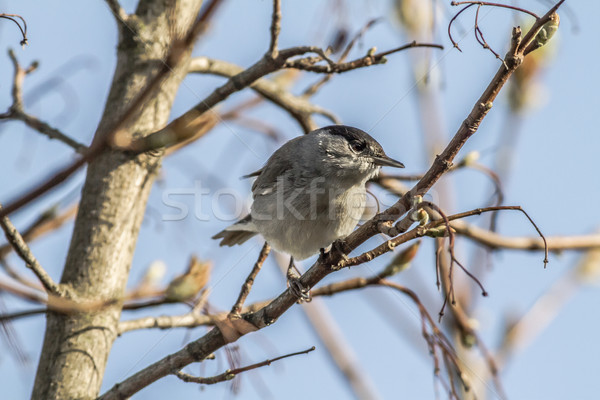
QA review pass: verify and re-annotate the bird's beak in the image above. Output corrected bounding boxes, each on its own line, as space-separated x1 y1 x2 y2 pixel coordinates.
372 155 405 168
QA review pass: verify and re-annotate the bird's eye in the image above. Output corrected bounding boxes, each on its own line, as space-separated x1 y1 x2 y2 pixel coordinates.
349 140 366 153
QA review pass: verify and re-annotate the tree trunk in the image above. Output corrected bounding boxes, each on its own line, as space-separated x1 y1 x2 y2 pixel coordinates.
31 1 203 398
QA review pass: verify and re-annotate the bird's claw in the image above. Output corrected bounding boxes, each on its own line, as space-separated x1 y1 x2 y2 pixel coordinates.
287 258 311 302
288 276 311 302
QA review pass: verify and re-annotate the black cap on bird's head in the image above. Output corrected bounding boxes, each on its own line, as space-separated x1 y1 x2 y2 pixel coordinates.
319 125 405 169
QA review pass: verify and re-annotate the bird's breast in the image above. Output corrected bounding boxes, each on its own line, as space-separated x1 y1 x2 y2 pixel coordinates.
250 182 367 259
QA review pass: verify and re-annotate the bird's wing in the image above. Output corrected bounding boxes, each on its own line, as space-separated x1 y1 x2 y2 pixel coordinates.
250 152 294 197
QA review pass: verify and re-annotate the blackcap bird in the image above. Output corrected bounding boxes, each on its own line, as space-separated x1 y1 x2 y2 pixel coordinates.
213 125 404 298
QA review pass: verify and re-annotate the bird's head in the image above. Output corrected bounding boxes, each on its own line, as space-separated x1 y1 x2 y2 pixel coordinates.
312 125 404 183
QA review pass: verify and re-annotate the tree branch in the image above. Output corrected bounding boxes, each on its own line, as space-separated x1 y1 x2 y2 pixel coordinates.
0 307 45 322
284 41 443 73
452 220 600 251
230 243 270 316
118 46 336 152
302 18 381 97
518 1 565 55
188 57 339 133
268 0 282 58
174 346 315 385
0 50 87 152
0 205 63 297
0 204 77 259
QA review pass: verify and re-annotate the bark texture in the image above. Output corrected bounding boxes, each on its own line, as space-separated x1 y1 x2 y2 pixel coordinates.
31 1 203 398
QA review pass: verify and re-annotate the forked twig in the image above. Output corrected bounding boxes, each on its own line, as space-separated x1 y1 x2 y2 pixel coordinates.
448 1 541 60
0 50 86 152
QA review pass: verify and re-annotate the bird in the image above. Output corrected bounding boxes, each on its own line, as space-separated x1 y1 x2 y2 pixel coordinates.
213 125 404 298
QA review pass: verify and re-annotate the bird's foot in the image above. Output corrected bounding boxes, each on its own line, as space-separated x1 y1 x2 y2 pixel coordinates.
321 240 350 270
287 259 311 302
288 276 311 302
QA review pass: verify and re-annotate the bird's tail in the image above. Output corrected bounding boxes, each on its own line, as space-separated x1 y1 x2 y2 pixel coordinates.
211 215 258 246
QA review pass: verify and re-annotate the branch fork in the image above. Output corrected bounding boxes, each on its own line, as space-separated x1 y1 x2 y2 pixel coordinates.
449 0 563 63
0 50 87 152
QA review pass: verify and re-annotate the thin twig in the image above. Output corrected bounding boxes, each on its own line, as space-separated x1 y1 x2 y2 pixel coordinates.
0 295 30 366
0 204 63 297
268 0 282 58
448 1 539 54
448 3 477 51
473 4 503 61
117 270 505 395
302 18 381 97
452 220 600 252
0 50 86 152
196 0 227 36
8 111 87 152
174 346 315 385
451 1 539 19
443 205 549 265
230 243 270 316
285 41 444 73
0 307 46 322
379 280 471 396
419 201 488 321
0 14 28 46
104 220 596 335
0 204 77 259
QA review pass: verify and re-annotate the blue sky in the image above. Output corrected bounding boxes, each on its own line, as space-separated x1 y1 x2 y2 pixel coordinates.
1 1 599 399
